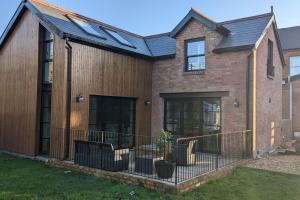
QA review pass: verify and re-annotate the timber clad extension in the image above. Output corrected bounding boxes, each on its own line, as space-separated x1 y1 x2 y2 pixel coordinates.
0 0 293 159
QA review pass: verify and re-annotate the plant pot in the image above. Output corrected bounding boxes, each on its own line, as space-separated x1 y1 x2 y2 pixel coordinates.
155 160 175 179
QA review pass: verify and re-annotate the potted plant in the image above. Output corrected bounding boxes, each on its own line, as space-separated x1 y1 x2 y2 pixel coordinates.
154 130 175 179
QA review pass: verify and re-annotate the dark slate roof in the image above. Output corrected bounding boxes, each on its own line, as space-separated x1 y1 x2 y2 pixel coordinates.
169 8 230 37
145 33 176 57
279 26 300 50
0 0 276 59
214 13 273 52
30 0 152 57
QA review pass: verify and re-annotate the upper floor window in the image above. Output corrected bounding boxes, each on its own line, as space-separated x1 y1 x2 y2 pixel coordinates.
185 38 205 72
42 29 54 83
267 39 274 77
290 56 300 76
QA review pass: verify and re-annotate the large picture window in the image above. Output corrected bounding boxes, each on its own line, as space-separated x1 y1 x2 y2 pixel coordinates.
290 56 300 76
185 38 205 71
164 98 221 136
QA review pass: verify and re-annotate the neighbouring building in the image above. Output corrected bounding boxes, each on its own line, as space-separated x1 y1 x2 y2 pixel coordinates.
279 26 300 137
0 0 285 159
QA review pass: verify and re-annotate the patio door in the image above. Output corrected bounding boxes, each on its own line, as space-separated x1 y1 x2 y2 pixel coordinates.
164 98 221 153
89 96 136 149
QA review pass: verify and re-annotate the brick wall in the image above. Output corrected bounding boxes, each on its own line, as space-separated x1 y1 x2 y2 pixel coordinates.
255 23 283 155
151 19 251 138
282 49 300 133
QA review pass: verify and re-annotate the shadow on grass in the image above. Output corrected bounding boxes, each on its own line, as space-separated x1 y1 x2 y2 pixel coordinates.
1 153 300 200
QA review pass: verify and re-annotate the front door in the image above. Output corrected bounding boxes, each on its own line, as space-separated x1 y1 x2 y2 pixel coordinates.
89 96 136 149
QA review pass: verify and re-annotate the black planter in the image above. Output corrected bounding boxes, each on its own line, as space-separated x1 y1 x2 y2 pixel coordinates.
155 160 175 179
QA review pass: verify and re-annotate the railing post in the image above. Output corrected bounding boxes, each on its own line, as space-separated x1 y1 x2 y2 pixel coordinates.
175 139 178 185
215 134 219 170
242 131 246 159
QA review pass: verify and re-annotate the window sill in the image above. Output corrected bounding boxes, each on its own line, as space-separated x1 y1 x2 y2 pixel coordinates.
267 75 274 80
183 70 205 76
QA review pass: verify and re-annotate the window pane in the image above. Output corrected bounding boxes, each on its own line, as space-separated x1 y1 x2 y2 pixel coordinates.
105 28 134 47
42 108 51 123
68 16 105 38
44 42 53 60
42 93 51 107
187 40 205 56
203 100 221 134
43 62 53 83
166 100 181 112
290 56 300 76
44 31 54 41
41 124 50 138
187 56 205 71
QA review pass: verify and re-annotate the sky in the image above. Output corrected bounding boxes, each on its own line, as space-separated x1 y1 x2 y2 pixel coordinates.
0 0 300 36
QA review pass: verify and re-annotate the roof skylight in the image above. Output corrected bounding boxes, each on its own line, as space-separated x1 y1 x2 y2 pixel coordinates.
104 28 135 48
67 15 105 39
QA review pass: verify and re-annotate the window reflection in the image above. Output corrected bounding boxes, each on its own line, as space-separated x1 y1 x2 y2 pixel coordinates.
164 98 221 136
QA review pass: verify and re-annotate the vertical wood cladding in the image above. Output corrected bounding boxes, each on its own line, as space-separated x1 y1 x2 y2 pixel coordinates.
68 42 152 148
0 10 40 156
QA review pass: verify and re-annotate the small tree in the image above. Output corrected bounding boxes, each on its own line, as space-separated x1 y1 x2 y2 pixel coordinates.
157 130 173 160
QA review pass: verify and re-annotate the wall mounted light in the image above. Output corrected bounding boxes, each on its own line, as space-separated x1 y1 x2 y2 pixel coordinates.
76 95 84 103
144 100 151 106
234 98 240 108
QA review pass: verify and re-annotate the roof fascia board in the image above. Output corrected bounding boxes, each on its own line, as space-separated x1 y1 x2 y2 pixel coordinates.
25 1 65 38
213 44 254 53
254 15 274 49
272 19 286 66
65 33 153 60
170 10 230 38
254 15 285 66
0 2 26 48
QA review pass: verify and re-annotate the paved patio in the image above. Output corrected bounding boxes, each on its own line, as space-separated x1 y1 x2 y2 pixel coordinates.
124 152 242 183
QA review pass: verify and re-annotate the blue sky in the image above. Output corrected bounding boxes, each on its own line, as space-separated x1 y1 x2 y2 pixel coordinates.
0 0 299 36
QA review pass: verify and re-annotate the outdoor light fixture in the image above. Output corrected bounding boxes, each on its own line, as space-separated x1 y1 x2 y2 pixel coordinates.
144 100 151 106
76 95 84 103
234 98 240 107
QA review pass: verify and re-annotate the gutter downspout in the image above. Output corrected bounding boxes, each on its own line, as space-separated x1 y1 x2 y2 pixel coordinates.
288 76 292 120
65 38 72 159
252 48 257 158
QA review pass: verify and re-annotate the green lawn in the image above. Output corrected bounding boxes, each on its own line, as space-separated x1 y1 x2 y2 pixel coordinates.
0 152 300 200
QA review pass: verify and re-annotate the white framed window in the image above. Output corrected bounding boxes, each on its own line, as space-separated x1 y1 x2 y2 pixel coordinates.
290 56 300 76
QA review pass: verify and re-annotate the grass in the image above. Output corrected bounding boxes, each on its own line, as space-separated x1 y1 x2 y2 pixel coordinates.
0 152 300 200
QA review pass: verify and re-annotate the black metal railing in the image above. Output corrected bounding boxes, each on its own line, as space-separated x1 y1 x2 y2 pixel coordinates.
50 128 252 184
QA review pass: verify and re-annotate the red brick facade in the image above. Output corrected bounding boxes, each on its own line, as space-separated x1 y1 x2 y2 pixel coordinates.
255 23 283 154
151 18 283 156
282 49 300 133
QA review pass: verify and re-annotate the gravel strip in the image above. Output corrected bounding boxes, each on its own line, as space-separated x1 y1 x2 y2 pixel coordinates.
246 155 300 175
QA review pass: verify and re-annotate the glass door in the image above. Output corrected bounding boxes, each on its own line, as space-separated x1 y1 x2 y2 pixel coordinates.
164 98 221 153
89 96 136 149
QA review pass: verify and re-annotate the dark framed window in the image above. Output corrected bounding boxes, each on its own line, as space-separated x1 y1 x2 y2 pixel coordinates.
89 96 136 149
39 27 54 155
164 98 221 136
42 31 54 83
185 38 205 71
267 39 274 77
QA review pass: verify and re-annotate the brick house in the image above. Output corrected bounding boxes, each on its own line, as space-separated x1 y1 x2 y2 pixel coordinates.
0 0 284 159
279 26 300 137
